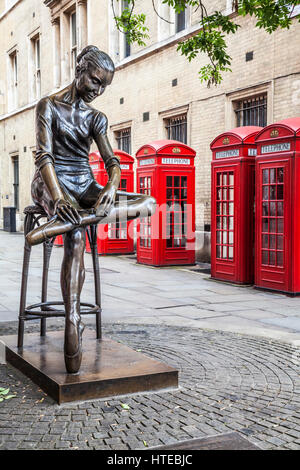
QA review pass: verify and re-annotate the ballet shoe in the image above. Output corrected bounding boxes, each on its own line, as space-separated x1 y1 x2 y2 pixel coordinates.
26 217 73 246
64 321 85 374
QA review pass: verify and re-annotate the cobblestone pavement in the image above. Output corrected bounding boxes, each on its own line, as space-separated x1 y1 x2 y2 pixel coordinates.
0 323 300 450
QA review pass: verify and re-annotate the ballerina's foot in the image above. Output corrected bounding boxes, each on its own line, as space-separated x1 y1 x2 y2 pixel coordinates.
64 321 85 374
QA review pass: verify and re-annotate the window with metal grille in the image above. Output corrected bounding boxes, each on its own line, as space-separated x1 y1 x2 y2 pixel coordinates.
115 128 131 154
235 95 267 127
165 114 187 144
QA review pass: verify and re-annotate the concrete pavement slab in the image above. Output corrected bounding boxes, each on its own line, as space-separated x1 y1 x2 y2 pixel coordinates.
259 317 300 332
156 306 230 319
2 230 300 344
233 310 285 320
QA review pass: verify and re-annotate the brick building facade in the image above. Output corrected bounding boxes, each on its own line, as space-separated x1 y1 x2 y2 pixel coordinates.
0 0 300 260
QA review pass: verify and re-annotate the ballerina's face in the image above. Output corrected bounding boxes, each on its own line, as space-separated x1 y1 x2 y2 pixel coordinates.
75 63 114 103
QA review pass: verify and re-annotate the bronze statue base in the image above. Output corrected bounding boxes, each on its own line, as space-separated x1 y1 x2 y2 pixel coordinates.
1 330 178 404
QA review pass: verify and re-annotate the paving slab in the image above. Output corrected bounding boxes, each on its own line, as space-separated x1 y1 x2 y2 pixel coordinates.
1 230 300 345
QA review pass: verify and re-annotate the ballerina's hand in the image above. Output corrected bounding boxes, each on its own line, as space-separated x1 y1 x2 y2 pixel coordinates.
54 199 82 225
95 182 116 217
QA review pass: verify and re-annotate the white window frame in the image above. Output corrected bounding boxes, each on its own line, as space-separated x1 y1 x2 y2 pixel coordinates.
70 10 77 78
7 48 18 111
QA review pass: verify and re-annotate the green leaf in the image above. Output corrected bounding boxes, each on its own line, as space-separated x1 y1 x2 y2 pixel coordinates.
0 398 4 402
0 387 7 392
0 388 10 396
4 395 16 400
121 403 130 410
143 440 148 447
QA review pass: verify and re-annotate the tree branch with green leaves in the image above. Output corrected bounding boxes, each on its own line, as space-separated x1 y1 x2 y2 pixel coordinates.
113 0 300 86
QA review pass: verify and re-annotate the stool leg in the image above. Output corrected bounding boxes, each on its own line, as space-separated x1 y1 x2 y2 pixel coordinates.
89 224 102 339
40 238 54 336
18 214 34 348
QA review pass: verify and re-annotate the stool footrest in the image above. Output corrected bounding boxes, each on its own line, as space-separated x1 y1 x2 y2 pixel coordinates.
21 301 101 320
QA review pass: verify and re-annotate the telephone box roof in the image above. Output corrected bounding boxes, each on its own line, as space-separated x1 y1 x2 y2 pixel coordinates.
211 126 262 149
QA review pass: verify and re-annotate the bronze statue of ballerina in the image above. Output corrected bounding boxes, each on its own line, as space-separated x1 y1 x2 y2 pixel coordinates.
27 45 156 374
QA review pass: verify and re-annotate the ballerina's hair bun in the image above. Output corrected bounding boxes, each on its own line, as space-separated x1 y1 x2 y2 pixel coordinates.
76 45 115 73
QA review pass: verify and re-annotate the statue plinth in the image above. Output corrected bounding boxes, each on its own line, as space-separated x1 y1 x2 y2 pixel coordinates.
1 329 178 404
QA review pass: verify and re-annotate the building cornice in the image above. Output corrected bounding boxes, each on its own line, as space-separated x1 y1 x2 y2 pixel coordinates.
44 0 60 7
0 0 22 22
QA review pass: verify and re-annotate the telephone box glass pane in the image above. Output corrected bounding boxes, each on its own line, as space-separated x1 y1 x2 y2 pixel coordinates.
263 203 269 216
277 202 283 217
270 169 276 184
262 251 268 265
277 252 283 267
270 234 276 249
139 176 152 248
108 178 129 239
263 169 269 184
270 202 276 216
215 171 234 260
277 185 283 200
262 218 268 232
277 168 284 183
166 174 188 249
260 166 285 268
262 234 268 248
270 186 276 200
263 187 269 200
269 251 276 266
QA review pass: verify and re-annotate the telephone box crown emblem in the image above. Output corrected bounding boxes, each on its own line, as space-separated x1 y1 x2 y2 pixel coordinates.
270 129 279 137
223 137 230 145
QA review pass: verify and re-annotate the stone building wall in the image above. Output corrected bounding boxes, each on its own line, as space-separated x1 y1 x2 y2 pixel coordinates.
0 0 300 260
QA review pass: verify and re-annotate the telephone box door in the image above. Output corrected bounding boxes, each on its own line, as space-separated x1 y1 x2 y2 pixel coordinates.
255 160 290 292
211 166 237 279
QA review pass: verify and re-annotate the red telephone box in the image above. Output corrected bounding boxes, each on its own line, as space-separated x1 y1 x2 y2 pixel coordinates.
255 117 300 295
136 140 196 266
86 149 135 255
210 126 262 284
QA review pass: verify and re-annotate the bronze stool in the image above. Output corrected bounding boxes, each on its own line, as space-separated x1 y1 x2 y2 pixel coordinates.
17 205 102 349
